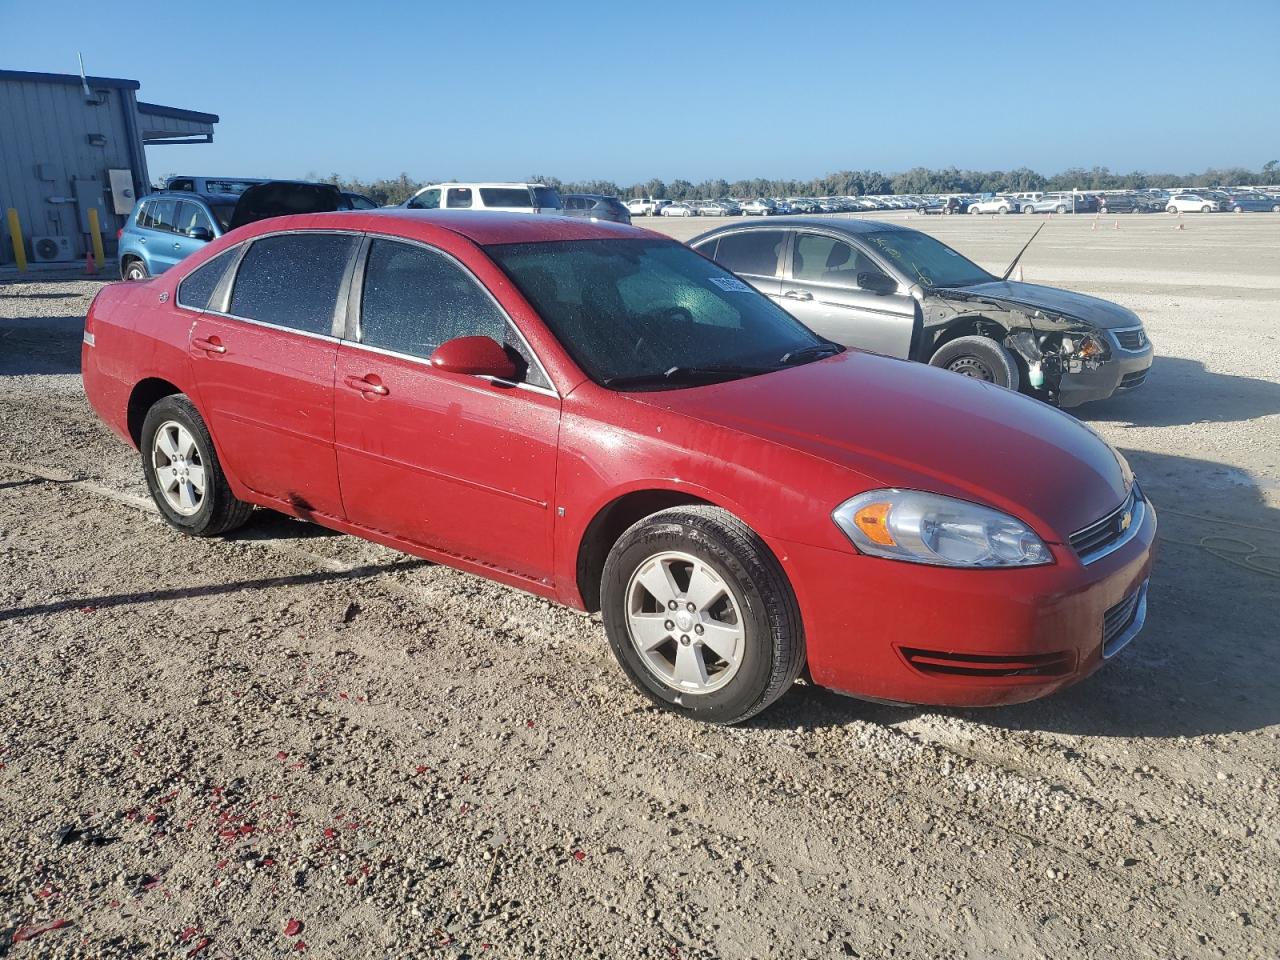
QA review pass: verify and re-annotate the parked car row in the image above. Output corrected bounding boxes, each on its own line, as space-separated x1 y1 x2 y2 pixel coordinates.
85 207 1155 726
943 188 1280 215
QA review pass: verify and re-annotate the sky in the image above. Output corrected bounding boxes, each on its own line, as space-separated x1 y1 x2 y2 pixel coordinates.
3 0 1277 185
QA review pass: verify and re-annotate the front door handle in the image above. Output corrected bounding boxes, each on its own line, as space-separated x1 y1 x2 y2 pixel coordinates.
344 375 389 397
192 336 226 354
783 290 813 301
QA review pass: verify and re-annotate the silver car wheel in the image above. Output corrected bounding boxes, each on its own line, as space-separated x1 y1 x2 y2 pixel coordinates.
625 550 745 694
151 420 206 516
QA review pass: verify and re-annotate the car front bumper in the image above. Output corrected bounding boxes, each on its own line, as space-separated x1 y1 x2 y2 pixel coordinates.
769 494 1157 707
1057 338 1154 407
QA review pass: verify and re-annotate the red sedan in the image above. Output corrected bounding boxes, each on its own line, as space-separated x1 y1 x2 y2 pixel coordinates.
82 211 1155 724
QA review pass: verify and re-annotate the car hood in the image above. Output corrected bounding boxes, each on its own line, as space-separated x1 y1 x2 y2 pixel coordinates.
951 280 1141 330
633 351 1131 539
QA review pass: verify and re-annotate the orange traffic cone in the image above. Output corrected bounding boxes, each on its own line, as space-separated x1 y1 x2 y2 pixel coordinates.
84 251 97 276
1114 220 1120 230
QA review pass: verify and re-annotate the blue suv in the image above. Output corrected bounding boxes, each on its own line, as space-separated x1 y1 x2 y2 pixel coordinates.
118 192 236 281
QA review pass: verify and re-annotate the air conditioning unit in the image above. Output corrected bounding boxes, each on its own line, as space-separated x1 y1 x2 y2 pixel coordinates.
31 235 76 263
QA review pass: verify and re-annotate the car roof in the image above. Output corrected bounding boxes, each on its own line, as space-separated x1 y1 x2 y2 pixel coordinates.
692 216 911 239
145 191 240 204
225 209 664 245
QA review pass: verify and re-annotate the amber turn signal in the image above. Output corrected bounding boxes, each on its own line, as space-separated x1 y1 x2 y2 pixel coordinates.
853 502 896 546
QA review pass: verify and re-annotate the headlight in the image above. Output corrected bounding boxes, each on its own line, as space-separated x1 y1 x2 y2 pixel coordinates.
832 490 1053 568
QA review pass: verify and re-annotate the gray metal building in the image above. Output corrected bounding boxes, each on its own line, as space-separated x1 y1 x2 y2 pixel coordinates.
0 68 218 266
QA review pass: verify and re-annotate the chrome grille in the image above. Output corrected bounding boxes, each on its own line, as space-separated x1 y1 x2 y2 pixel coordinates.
1102 580 1148 658
1112 327 1147 351
1070 488 1141 562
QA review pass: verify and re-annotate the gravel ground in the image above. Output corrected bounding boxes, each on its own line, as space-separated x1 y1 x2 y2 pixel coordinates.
1 213 1277 959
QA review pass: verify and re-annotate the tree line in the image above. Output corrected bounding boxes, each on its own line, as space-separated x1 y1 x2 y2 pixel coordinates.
315 161 1280 206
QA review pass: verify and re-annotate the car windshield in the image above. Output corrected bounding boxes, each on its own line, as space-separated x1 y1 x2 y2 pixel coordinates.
485 238 833 390
860 230 994 289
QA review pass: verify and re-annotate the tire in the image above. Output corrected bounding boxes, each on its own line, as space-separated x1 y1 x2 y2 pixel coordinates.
1273 204 1280 213
1234 206 1243 213
122 258 148 282
997 206 1008 214
1201 205 1212 213
1055 205 1067 214
600 505 804 725
929 335 1021 391
1167 206 1177 213
1099 207 1108 215
969 206 980 214
140 394 253 537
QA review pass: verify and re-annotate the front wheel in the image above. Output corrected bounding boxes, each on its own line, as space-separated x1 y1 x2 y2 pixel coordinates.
1055 205 1067 214
969 206 980 214
122 258 148 282
141 394 253 537
601 506 804 725
930 335 1021 391
1202 205 1212 213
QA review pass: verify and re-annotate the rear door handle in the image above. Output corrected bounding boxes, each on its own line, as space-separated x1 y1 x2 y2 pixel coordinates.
192 336 226 354
783 290 813 301
344 375 389 397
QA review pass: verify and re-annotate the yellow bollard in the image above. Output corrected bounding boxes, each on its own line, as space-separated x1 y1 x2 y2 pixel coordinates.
6 208 26 272
87 206 105 270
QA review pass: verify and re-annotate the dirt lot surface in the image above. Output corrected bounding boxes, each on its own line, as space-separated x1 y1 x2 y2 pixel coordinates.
1 213 1277 959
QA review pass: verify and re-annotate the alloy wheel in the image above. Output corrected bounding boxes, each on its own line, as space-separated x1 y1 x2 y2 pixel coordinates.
625 550 745 694
151 420 206 515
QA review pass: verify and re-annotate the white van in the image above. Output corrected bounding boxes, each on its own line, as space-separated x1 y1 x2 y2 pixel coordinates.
403 182 562 213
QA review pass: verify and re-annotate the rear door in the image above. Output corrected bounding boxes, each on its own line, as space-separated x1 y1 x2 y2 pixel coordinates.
138 199 183 274
693 229 785 302
333 237 560 584
779 231 918 358
188 231 358 519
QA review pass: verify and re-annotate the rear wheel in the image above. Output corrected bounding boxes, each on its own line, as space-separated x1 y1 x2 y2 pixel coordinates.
1055 204 1067 214
930 335 1021 391
1201 205 1212 213
601 506 804 725
122 258 147 282
141 394 253 537
969 206 980 215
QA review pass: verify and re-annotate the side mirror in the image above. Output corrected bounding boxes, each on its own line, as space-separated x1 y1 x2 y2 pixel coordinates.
189 227 214 242
858 271 897 295
430 335 519 381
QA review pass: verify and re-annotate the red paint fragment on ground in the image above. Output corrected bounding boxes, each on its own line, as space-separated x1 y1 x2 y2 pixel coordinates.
239 824 256 835
284 919 304 936
338 692 349 701
322 827 336 839
572 850 586 861
13 919 70 942
276 751 289 761
525 720 535 728
179 926 200 943
36 885 57 898
294 940 307 952
79 606 97 614
215 859 229 870
186 935 213 957
414 764 429 774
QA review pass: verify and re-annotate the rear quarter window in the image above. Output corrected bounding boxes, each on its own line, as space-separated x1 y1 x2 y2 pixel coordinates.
228 233 356 335
478 188 532 208
177 248 239 311
713 231 785 277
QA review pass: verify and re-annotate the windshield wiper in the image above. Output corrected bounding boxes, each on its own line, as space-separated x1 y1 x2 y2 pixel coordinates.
603 364 778 388
780 343 842 364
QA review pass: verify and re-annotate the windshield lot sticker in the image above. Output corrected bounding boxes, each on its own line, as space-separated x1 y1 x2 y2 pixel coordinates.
710 277 752 292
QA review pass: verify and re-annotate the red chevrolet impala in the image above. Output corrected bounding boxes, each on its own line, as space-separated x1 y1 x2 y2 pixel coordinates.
81 211 1155 723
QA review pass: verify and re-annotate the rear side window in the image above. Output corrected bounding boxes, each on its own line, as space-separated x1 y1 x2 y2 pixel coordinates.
177 248 239 311
446 188 473 209
140 199 178 233
229 233 356 335
479 188 531 208
714 230 784 277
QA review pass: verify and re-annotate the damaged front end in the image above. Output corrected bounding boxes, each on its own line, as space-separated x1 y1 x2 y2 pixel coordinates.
929 290 1112 405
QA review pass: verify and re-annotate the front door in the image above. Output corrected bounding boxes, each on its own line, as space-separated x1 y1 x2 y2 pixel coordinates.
188 231 358 519
333 237 560 585
693 229 785 303
780 231 918 359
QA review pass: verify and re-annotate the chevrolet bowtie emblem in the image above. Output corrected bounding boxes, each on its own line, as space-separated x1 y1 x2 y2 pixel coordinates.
1119 511 1132 532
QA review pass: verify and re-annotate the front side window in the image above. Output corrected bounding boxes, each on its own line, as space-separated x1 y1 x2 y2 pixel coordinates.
793 234 888 288
177 247 239 311
175 201 215 237
859 230 993 289
446 188 473 209
228 233 356 335
485 238 830 389
713 230 784 278
358 239 548 387
408 188 441 210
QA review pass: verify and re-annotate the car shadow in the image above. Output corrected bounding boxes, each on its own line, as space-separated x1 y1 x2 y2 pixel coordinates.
0 314 84 376
758 447 1280 739
0 560 427 624
1083 355 1280 427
